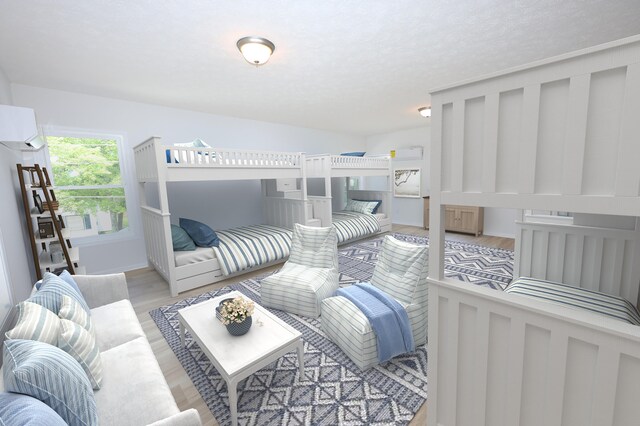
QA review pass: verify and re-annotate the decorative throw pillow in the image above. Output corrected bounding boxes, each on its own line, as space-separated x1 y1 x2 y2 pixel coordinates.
29 272 90 315
5 301 60 345
59 294 95 338
171 224 196 251
354 199 382 214
340 151 366 157
3 339 98 426
58 319 103 390
0 392 67 426
344 199 379 215
179 218 220 247
58 270 83 293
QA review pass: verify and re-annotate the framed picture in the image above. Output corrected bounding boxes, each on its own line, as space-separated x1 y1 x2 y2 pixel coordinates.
33 193 44 213
38 219 55 239
394 168 421 198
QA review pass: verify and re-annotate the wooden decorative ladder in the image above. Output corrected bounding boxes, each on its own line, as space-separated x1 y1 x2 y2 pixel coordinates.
17 163 76 280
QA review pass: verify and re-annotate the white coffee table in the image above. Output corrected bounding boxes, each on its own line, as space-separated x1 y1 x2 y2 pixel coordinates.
177 291 304 426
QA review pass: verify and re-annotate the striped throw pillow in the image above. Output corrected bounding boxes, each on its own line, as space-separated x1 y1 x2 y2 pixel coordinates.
29 272 90 315
3 339 98 426
58 319 103 390
5 301 60 345
59 295 95 338
344 199 379 215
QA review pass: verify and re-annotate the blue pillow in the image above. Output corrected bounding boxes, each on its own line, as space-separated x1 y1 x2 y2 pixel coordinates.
29 272 91 315
0 393 67 426
171 224 196 251
340 151 366 157
3 340 98 426
354 199 382 214
179 218 220 247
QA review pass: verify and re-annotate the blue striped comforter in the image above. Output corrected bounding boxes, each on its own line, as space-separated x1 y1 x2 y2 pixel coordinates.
332 211 380 244
505 277 640 325
212 225 292 276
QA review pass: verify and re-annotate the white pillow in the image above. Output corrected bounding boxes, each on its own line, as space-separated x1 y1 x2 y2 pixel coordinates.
174 138 210 148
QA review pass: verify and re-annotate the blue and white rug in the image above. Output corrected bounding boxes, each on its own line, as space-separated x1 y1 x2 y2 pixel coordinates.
150 233 514 426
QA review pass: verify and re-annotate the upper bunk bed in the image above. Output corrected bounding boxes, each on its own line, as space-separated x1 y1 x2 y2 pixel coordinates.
305 153 391 178
427 35 640 426
133 136 306 183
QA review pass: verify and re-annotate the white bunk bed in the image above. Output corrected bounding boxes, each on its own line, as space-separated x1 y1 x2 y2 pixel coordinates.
428 36 640 426
305 154 393 243
134 136 312 296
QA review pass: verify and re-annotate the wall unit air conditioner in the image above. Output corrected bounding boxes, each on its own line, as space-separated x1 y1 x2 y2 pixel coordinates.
0 105 45 150
392 146 423 161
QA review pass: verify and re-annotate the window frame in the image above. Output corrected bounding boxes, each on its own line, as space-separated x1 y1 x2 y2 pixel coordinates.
42 127 135 246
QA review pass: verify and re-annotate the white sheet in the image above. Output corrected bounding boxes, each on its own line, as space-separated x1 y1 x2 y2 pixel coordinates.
174 247 215 267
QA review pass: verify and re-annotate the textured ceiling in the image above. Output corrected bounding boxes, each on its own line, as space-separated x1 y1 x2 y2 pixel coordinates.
1 1 640 136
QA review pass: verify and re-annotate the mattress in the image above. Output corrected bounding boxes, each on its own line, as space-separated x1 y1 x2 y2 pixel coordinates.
505 277 640 325
332 211 381 244
174 247 215 267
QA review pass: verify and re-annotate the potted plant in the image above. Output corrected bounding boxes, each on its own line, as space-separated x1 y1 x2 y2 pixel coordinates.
216 296 255 336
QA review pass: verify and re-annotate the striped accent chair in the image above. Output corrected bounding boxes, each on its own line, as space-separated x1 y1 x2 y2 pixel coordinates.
321 235 428 370
261 223 339 318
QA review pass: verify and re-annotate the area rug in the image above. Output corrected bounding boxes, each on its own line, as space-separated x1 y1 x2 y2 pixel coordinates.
339 233 514 290
150 233 514 425
151 280 427 426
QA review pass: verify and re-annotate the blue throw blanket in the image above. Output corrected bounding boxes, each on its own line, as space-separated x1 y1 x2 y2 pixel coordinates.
336 283 414 363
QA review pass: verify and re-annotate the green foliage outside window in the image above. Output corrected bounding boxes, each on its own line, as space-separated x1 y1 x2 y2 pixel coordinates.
48 136 128 235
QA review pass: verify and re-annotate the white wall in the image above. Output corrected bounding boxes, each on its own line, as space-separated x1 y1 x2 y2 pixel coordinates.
365 125 517 237
0 71 36 340
0 67 12 104
366 126 430 227
12 84 366 274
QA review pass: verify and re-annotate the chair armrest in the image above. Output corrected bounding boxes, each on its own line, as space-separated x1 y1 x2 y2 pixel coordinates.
146 409 202 426
72 273 130 309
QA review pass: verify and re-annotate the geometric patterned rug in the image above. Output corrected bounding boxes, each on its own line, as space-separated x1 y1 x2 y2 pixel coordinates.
339 233 514 290
149 233 513 425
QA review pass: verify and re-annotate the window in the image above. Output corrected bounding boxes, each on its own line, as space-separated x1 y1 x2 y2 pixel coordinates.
46 133 129 240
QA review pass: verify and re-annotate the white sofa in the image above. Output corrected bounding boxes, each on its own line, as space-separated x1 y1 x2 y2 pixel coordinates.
1 273 202 426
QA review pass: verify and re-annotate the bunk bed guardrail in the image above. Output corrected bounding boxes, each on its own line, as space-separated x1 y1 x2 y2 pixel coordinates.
515 220 640 308
305 154 391 178
134 136 304 182
140 205 172 283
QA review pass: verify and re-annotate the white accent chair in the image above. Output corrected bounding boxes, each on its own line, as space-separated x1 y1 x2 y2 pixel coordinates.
321 235 428 370
261 223 339 318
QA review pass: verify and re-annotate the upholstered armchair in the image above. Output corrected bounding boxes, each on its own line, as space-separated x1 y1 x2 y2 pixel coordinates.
321 235 428 370
261 223 339 318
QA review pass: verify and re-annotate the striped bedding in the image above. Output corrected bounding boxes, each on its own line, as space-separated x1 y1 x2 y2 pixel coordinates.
212 224 292 276
332 211 381 244
505 277 640 325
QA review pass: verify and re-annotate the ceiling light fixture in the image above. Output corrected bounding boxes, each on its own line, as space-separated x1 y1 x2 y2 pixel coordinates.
418 107 431 118
237 36 275 66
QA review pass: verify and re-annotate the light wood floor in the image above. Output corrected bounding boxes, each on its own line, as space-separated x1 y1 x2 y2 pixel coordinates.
128 225 514 425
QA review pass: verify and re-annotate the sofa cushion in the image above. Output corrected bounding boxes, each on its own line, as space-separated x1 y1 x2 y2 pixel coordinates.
0 392 67 426
5 301 60 345
29 272 91 315
94 336 179 425
58 319 103 390
2 339 98 426
90 299 145 351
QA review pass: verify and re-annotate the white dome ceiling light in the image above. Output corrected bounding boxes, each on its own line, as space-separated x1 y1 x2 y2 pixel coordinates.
418 107 431 117
237 36 275 66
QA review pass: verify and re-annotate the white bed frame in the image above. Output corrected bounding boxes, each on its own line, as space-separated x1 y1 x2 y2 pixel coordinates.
134 138 395 296
428 35 640 426
305 154 393 236
134 137 311 296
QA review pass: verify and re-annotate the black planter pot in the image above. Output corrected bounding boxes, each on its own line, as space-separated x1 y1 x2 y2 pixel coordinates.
225 316 252 336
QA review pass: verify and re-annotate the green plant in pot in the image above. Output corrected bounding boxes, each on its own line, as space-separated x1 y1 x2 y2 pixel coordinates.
216 296 255 336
